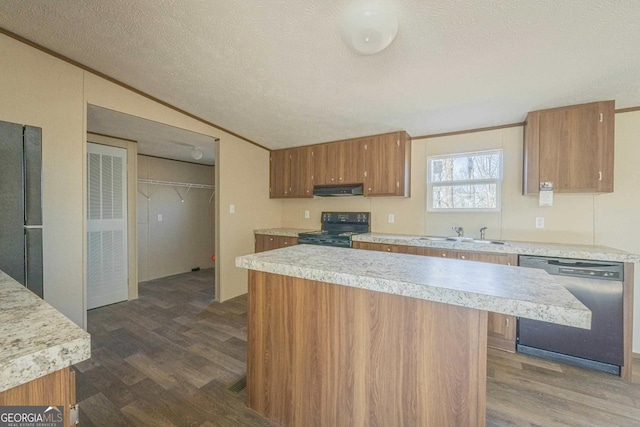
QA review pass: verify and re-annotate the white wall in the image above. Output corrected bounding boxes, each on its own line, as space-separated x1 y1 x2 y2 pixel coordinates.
0 34 85 326
137 155 214 282
594 111 640 353
216 136 282 301
0 32 281 328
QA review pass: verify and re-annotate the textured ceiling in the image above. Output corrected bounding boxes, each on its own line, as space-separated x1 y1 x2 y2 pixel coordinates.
87 105 216 165
1 0 640 152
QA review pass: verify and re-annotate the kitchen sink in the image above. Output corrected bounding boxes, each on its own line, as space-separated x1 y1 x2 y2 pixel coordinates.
418 236 507 245
469 239 506 245
446 236 473 242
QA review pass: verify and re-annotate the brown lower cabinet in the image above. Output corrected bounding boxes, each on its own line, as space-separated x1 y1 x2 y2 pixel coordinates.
0 367 76 426
352 241 518 352
255 234 298 253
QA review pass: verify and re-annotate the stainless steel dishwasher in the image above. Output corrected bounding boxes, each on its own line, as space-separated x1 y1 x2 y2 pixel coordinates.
517 255 624 375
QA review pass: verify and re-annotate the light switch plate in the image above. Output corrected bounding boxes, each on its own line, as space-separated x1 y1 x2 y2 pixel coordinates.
535 217 544 228
388 214 395 224
304 210 310 219
230 204 235 214
157 214 162 222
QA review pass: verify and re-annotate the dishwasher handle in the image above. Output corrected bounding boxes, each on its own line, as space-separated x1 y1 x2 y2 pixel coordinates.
519 255 624 281
548 259 618 268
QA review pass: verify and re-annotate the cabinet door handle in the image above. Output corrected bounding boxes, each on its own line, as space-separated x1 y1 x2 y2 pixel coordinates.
442 253 447 257
460 255 466 260
599 113 603 122
598 171 602 181
506 318 510 328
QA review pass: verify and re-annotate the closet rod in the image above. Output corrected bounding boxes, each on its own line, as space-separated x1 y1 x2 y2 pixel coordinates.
137 178 214 190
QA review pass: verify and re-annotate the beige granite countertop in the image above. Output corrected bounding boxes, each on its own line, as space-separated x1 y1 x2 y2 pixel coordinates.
0 271 91 393
254 228 318 237
352 233 640 263
252 228 638 263
236 245 591 329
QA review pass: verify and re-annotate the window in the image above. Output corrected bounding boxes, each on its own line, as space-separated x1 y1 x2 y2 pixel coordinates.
427 150 502 211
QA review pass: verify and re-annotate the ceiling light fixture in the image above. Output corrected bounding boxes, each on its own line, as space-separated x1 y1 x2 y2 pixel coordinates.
190 146 203 160
339 1 398 55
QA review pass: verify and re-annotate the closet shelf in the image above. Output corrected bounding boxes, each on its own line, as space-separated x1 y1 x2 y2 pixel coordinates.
137 179 215 203
137 179 214 189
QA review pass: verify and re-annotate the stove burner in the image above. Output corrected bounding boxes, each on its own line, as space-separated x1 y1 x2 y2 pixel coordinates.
298 212 370 248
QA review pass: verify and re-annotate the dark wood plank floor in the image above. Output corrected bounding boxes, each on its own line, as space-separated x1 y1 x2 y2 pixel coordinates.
75 269 640 427
75 269 275 427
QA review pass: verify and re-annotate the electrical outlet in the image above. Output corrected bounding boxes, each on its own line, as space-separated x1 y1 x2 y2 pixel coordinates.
157 214 162 222
304 210 310 219
535 217 545 229
388 214 395 224
229 204 235 214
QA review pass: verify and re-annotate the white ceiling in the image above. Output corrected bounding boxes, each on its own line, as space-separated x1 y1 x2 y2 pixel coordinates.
1 1 639 151
88 105 216 165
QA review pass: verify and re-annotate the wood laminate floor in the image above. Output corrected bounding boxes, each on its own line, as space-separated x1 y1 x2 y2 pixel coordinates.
75 270 640 427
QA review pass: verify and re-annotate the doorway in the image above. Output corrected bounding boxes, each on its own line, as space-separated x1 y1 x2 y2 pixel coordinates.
86 105 218 311
86 142 129 309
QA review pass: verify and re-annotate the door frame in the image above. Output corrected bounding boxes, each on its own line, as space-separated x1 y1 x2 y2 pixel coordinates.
86 133 138 306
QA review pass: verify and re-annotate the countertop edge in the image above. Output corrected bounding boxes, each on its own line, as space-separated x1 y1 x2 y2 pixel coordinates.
236 251 591 329
254 228 318 237
352 233 640 263
0 334 91 393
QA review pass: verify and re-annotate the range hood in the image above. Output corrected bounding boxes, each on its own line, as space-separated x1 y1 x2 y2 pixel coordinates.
313 184 364 197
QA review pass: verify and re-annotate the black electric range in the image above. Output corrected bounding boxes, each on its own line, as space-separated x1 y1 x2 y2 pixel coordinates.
298 212 370 248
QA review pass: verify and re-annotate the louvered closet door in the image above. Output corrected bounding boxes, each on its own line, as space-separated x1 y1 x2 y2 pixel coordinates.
87 143 128 309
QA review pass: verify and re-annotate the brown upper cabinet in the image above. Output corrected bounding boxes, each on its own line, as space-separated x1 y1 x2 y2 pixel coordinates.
312 139 365 186
269 146 314 198
270 131 411 199
364 132 411 197
523 100 614 194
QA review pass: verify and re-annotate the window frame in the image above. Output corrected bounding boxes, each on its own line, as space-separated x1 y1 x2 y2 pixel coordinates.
427 149 503 212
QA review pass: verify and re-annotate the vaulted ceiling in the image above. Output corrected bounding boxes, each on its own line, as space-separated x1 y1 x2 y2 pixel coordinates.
1 1 639 151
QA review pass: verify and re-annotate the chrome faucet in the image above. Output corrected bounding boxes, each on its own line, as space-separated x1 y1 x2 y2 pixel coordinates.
452 226 464 237
480 227 487 240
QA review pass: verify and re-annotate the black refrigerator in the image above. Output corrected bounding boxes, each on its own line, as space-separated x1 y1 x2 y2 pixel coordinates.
0 119 43 298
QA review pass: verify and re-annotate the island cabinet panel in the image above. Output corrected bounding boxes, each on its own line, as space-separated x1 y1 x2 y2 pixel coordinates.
255 234 298 253
523 100 614 194
0 367 76 427
363 131 411 197
247 271 487 427
353 242 518 352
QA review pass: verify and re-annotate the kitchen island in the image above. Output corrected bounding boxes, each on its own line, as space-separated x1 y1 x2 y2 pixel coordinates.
236 245 590 427
0 270 90 425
